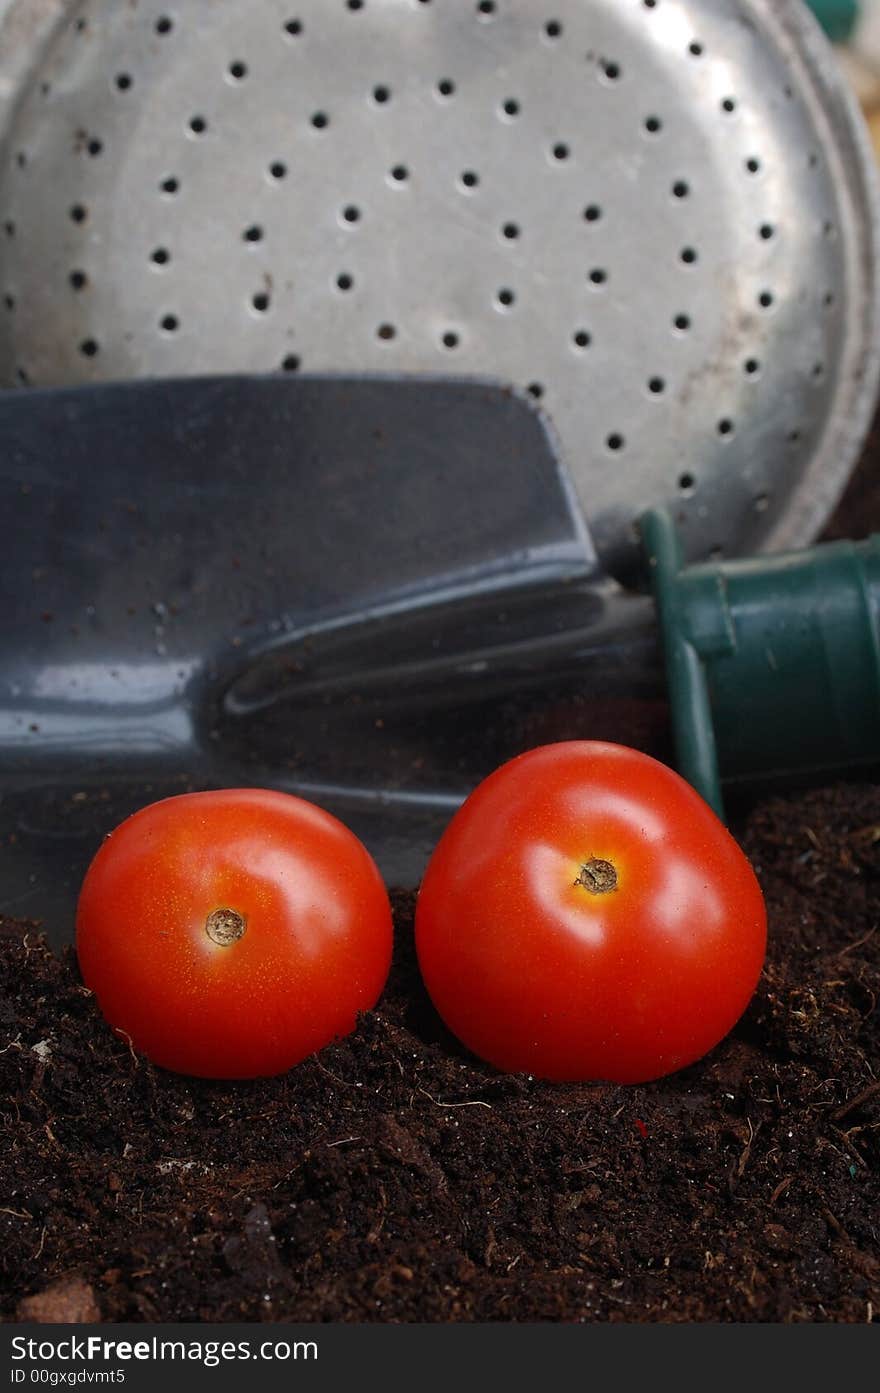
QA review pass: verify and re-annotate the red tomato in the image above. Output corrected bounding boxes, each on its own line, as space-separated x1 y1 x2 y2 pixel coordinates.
415 742 766 1083
76 789 392 1078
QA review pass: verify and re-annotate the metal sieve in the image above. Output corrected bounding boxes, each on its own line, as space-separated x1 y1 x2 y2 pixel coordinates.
0 0 878 575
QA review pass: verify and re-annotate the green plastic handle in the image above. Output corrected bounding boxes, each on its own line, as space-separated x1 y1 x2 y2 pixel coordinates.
641 509 880 820
807 0 859 43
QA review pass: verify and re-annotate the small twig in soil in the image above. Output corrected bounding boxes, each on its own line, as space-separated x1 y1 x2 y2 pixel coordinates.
314 1060 363 1090
821 1207 851 1244
417 1087 493 1110
832 1080 880 1123
768 1176 793 1204
730 1118 756 1191
831 927 877 960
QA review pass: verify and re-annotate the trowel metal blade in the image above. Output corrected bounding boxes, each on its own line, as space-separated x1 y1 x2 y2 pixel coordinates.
0 375 659 937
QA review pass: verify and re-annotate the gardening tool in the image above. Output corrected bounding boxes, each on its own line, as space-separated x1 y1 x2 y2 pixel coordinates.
0 374 663 939
2 373 878 946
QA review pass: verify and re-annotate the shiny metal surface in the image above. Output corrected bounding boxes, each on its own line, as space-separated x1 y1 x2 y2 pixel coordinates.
1 0 878 575
0 375 658 939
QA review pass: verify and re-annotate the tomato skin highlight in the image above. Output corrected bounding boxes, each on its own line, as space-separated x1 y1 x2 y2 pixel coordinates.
76 789 393 1078
415 742 767 1084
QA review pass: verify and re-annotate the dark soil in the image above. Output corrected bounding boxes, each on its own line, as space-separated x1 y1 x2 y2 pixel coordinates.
1 779 878 1324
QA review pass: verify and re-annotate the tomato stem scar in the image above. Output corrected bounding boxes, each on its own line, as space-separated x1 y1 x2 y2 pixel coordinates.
205 907 246 946
575 858 618 894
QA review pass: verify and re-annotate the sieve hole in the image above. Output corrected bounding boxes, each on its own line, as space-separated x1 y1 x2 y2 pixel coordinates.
390 164 409 183
583 204 602 223
252 293 270 313
311 111 330 129
228 61 248 81
502 222 520 240
721 97 736 113
672 180 689 199
284 19 303 36
69 270 87 290
745 157 761 174
502 99 520 118
377 323 396 341
160 176 179 195
717 418 734 437
282 354 301 371
678 472 695 494
442 331 460 349
759 290 774 309
155 16 173 35
680 247 698 265
269 162 287 180
437 79 455 97
460 170 479 189
673 313 691 331
644 115 662 134
601 61 621 82
116 73 132 92
648 376 665 394
544 20 562 38
342 205 361 223
79 338 99 357
689 41 703 57
151 247 170 266
243 224 264 243
589 268 607 285
754 493 770 513
528 383 544 399
336 272 354 291
607 433 625 451
497 288 516 307
552 143 570 161
573 330 591 349
373 85 391 103
189 116 207 135
160 315 179 333
69 205 87 224
744 358 760 376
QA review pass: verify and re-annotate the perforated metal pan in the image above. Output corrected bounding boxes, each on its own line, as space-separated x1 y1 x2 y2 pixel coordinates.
0 0 878 576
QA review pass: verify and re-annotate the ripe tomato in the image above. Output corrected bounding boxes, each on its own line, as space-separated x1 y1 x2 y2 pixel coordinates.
76 789 393 1078
415 742 766 1083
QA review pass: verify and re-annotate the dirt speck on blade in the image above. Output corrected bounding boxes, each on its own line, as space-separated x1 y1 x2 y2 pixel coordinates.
0 782 877 1323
